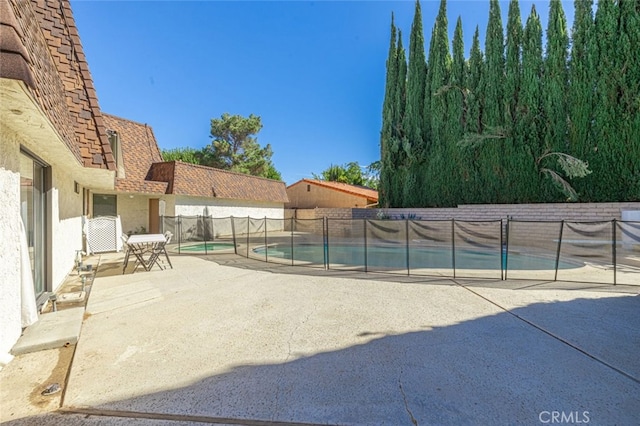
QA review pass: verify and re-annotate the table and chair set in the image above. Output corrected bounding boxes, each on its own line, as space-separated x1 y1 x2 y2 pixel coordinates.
121 232 173 274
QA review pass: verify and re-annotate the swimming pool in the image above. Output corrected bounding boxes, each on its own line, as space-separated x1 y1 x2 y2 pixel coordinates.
253 244 580 271
175 242 235 253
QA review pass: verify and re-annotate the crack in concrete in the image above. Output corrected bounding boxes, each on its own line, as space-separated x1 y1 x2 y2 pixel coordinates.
273 303 317 421
398 367 418 426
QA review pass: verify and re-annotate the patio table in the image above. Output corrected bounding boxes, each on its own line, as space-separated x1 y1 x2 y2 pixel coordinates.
122 234 171 273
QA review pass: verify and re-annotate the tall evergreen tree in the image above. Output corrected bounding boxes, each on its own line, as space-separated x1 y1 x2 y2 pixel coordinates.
380 14 398 207
567 0 595 200
464 26 484 203
478 0 505 202
402 0 427 207
449 17 468 203
517 5 545 201
541 0 570 200
503 0 529 201
424 0 453 206
589 0 620 200
391 33 408 207
616 0 640 199
505 0 522 125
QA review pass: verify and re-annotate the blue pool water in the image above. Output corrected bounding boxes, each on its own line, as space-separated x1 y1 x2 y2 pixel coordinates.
177 242 235 252
253 244 579 271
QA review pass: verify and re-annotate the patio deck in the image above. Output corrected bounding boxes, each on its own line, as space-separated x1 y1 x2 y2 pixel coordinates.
2 252 639 425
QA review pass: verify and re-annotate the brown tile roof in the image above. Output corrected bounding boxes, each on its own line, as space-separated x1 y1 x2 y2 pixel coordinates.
289 179 379 202
149 161 289 204
103 114 168 194
0 1 35 88
2 0 114 171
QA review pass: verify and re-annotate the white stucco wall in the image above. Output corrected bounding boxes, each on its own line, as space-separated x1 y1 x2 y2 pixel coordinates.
50 167 83 291
0 129 25 361
174 196 284 219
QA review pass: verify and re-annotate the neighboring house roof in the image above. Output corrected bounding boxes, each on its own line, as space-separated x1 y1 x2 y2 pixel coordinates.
149 161 290 204
288 179 378 202
103 114 168 194
0 0 114 171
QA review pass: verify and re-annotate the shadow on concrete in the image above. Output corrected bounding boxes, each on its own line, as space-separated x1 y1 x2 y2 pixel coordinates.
8 294 640 425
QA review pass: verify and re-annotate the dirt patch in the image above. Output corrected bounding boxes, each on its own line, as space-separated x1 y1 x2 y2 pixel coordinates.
27 345 75 410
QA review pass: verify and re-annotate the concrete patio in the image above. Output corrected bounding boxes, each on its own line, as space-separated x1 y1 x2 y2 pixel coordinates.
2 252 640 425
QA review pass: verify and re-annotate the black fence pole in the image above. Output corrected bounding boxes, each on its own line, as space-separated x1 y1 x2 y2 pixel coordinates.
290 217 294 267
452 219 456 279
231 216 238 255
612 219 617 285
202 216 208 255
363 219 368 273
554 220 565 281
264 217 268 263
504 219 510 280
325 217 329 270
178 216 182 254
500 219 505 280
246 216 250 258
406 219 410 276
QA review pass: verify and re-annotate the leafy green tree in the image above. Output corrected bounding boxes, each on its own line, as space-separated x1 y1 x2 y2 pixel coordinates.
312 162 378 189
161 147 200 164
201 113 280 179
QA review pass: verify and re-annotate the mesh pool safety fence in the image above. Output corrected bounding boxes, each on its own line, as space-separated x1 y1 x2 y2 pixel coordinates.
160 216 640 285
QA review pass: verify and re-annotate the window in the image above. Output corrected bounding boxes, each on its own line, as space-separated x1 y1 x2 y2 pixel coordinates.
107 130 125 178
93 194 117 217
307 184 311 192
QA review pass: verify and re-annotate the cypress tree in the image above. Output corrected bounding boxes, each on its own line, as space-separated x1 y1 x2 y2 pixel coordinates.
464 26 484 203
403 0 427 207
541 0 570 200
567 0 595 200
518 5 545 201
391 33 408 207
589 0 620 200
478 0 505 202
448 16 466 205
379 14 398 207
424 0 453 206
504 0 524 201
505 0 522 125
616 0 640 200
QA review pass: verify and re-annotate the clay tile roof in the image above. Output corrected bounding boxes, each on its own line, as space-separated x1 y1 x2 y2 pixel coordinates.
149 161 289 204
3 0 114 171
103 114 168 194
290 179 379 202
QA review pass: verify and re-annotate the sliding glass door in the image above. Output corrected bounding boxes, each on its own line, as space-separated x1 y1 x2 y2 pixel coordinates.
20 151 47 299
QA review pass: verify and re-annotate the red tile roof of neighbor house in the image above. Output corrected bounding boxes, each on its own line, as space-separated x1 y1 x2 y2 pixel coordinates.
149 161 290 203
102 114 168 194
0 0 114 171
289 179 379 202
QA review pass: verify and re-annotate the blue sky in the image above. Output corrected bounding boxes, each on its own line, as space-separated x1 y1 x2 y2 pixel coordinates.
71 0 574 185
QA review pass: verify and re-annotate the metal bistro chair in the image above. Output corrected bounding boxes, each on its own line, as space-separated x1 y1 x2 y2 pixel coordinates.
146 232 174 271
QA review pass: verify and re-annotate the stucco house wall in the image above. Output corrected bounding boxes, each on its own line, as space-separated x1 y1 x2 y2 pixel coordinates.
287 183 369 209
0 129 23 360
50 167 84 289
174 195 285 219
